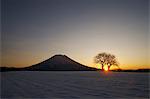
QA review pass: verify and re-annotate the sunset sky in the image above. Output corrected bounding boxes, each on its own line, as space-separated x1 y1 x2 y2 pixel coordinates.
2 0 149 69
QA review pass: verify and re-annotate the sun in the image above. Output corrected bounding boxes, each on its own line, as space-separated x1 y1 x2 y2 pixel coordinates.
104 65 108 71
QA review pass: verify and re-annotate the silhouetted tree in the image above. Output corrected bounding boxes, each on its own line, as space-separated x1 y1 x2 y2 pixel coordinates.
106 54 118 71
94 52 119 71
94 52 108 71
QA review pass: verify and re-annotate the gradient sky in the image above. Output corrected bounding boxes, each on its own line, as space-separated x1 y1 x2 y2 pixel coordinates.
1 0 149 69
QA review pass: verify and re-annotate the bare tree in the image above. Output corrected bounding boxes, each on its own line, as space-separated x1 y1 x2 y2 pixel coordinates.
106 54 119 71
94 52 119 71
94 52 108 71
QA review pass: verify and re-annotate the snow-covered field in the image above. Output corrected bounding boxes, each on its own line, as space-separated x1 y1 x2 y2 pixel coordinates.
1 71 149 98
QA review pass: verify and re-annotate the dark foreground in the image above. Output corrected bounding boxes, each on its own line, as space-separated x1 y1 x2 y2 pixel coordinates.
1 71 149 99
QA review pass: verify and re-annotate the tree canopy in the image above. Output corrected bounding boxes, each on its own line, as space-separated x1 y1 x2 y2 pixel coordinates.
94 52 119 71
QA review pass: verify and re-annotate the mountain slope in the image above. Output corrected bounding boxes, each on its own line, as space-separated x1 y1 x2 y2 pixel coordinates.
24 54 97 71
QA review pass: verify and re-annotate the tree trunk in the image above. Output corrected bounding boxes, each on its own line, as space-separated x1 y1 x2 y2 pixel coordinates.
108 65 111 71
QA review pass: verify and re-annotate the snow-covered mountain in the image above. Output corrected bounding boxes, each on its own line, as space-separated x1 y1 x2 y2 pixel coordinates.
24 54 96 71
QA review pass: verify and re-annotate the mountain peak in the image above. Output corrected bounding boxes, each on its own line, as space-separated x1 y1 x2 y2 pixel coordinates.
50 54 69 61
51 54 67 58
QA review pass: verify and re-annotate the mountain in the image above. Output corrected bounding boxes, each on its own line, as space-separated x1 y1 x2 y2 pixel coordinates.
23 54 97 71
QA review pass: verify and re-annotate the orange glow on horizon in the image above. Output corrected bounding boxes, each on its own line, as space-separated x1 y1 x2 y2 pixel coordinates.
97 63 101 69
104 65 108 71
96 64 109 71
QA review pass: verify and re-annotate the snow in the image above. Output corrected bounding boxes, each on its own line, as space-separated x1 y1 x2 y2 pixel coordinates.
1 71 149 98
